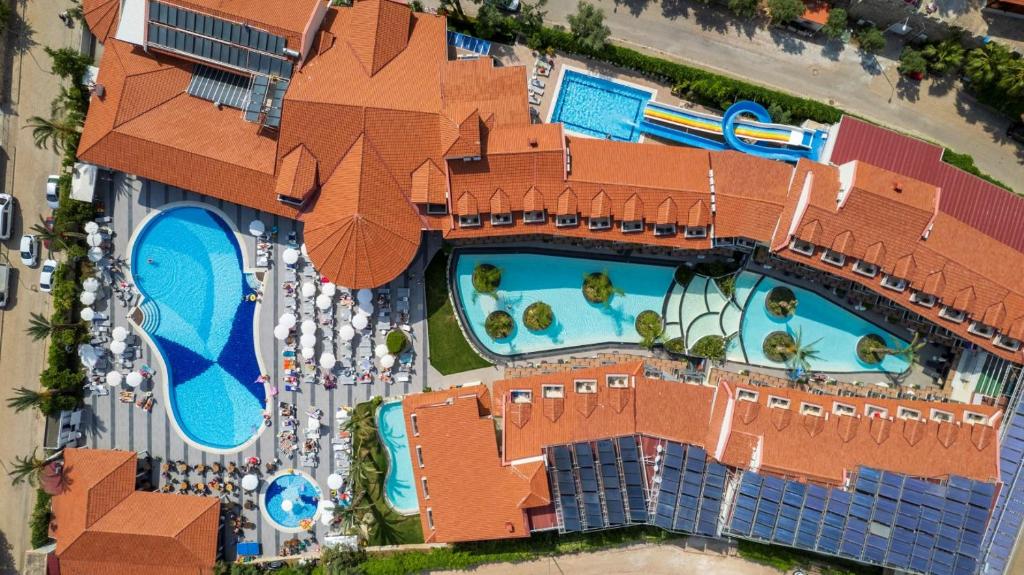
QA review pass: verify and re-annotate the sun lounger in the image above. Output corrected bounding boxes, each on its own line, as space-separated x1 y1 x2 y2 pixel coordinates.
531 77 545 89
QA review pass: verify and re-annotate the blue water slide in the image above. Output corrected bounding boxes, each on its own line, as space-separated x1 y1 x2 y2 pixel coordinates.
720 101 822 163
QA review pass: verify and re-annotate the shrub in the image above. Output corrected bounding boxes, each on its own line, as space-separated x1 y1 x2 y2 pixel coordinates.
715 274 736 298
765 286 797 318
471 263 501 294
763 331 796 362
766 0 804 24
385 330 408 354
921 38 964 76
634 310 664 349
44 47 92 81
822 8 847 40
567 1 610 52
30 489 53 548
484 311 514 339
855 27 886 54
690 335 727 361
664 337 686 355
898 48 928 76
582 271 621 304
728 0 759 19
523 301 554 331
857 334 887 364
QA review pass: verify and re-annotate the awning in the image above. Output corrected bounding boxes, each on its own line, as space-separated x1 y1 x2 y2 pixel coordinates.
71 162 98 203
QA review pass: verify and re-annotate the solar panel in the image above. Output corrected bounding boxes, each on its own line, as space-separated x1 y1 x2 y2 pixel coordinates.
553 446 572 471
186 64 251 109
616 436 639 461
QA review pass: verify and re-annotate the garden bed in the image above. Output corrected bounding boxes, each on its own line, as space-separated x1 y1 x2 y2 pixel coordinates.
485 310 514 339
763 331 796 363
523 301 553 331
765 286 797 318
857 334 886 365
582 271 618 304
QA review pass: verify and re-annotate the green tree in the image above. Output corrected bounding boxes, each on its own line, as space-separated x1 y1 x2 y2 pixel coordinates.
6 387 65 413
728 0 759 20
821 8 847 39
475 2 511 40
785 328 821 373
766 0 805 24
26 311 78 341
855 27 886 54
965 42 1011 85
518 0 548 38
0 2 11 35
320 545 368 575
26 113 83 154
898 48 928 76
997 59 1024 98
921 39 964 76
44 47 92 81
409 0 424 11
438 0 466 18
881 332 927 365
568 1 610 52
4 450 47 487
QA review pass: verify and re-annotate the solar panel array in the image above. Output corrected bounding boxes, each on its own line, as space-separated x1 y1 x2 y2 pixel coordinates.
980 382 1024 575
148 1 294 78
652 442 725 537
726 467 995 575
186 64 251 109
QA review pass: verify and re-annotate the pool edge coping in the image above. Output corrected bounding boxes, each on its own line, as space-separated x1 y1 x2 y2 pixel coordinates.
546 64 658 143
258 468 325 533
375 400 420 517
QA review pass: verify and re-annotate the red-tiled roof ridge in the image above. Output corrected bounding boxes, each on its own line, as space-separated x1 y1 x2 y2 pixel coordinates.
770 407 793 431
556 187 577 215
623 194 644 221
491 188 511 214
275 144 319 201
575 392 598 417
410 158 447 205
522 186 544 212
51 449 137 553
591 190 612 217
542 396 564 422
447 109 482 159
508 401 532 428
455 191 479 215
345 0 412 76
657 197 677 225
688 199 708 227
515 462 551 509
82 0 120 44
937 422 959 448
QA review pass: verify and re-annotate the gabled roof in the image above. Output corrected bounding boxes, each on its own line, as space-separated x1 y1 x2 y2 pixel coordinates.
522 186 544 212
345 0 411 76
82 0 120 43
275 144 319 201
656 197 677 225
622 194 643 221
410 159 447 205
556 187 577 215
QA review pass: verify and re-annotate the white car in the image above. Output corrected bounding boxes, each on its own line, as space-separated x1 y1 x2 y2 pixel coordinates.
39 259 57 293
19 234 38 267
0 193 12 240
45 175 60 210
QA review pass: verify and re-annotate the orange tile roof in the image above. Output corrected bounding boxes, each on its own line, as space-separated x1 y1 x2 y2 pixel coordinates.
410 159 447 205
52 449 219 575
800 0 831 25
82 0 120 43
346 0 411 76
275 144 319 201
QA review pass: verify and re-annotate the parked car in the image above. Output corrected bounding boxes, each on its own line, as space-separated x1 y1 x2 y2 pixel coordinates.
41 216 55 250
19 234 38 267
0 193 12 240
45 175 60 210
39 259 57 293
0 263 9 308
497 0 520 11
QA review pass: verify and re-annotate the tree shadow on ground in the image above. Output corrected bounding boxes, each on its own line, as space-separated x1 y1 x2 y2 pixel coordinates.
0 529 15 575
926 73 957 98
8 13 36 57
769 28 805 55
953 91 1024 164
859 52 883 76
83 407 108 440
895 77 921 102
819 39 844 61
612 0 652 17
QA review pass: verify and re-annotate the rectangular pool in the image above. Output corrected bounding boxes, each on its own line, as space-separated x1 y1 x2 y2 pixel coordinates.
549 67 655 142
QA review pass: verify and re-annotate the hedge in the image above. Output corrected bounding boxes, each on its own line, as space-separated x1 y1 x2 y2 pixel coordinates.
30 489 53 548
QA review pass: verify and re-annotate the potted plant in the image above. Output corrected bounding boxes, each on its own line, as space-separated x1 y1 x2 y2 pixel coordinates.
634 310 664 349
484 310 514 339
582 271 622 304
472 263 501 295
765 286 797 318
522 301 554 331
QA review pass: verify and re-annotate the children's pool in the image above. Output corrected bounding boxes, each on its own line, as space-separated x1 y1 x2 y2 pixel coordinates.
378 401 419 514
263 472 321 530
549 68 654 141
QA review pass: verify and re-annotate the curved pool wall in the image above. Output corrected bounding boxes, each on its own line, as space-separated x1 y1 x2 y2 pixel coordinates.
452 249 677 357
260 470 322 532
127 203 267 452
377 401 419 515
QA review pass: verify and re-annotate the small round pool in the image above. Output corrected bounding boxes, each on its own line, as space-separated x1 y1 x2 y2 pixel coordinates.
261 471 322 532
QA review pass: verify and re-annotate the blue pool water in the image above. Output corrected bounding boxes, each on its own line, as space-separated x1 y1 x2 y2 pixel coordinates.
378 401 418 514
550 69 653 141
265 474 320 528
736 274 910 373
131 206 264 450
454 252 676 356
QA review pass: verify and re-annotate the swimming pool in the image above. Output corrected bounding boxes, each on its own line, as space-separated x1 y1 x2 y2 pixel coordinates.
130 205 265 451
262 472 321 530
377 401 418 515
453 251 676 356
549 68 654 141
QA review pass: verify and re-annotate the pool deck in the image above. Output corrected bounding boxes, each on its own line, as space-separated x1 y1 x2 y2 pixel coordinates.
81 173 429 558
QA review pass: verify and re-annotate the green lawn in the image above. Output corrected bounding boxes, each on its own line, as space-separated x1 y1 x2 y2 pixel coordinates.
424 248 492 375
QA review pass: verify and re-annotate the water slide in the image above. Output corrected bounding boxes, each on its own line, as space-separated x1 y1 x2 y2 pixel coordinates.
640 100 828 163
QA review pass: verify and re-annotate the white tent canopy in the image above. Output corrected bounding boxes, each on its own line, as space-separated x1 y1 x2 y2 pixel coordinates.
326 473 344 490
319 353 336 369
78 344 100 369
302 346 316 359
83 277 100 293
125 371 143 388
112 326 128 341
105 370 123 386
357 289 373 303
248 219 266 236
79 291 96 306
87 247 104 262
322 283 337 297
279 313 297 328
241 474 259 491
301 319 316 334
86 233 103 247
351 314 368 330
374 344 389 358
71 162 99 203
84 221 99 234
80 307 95 321
282 248 299 265
316 294 332 310
357 300 373 316
273 324 290 340
380 354 395 369
110 340 127 355
300 333 316 348
302 282 317 298
338 325 355 341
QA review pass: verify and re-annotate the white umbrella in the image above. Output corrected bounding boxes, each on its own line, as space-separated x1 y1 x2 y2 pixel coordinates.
318 500 336 526
279 313 297 328
351 314 368 331
300 243 308 257
80 307 95 321
302 282 317 298
248 219 266 236
273 324 290 340
301 319 317 334
241 474 259 492
281 499 294 513
319 353 336 369
316 294 332 310
301 346 315 359
125 371 143 388
282 248 299 265
105 370 123 386
83 277 100 293
84 221 99 234
327 473 344 490
78 344 99 369
374 344 389 358
86 233 103 247
322 283 337 297
357 300 373 316
380 354 396 369
79 291 96 306
338 325 355 341
110 340 127 355
357 289 373 303
87 247 104 262
300 333 316 348
112 326 128 341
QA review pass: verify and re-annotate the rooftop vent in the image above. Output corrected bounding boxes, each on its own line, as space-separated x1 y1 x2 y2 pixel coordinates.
893 181 903 193
528 137 538 147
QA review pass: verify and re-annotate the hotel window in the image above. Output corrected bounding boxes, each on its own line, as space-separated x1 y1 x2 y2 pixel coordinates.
930 408 953 423
575 379 597 394
995 334 1022 351
524 210 546 224
490 212 513 226
853 260 879 278
458 214 481 227
768 396 791 410
542 384 564 399
416 445 425 467
800 402 822 416
737 389 759 402
621 219 644 233
880 275 907 292
821 249 846 267
410 413 420 436
736 238 757 249
964 411 988 425
865 405 888 419
897 406 921 420
789 239 815 256
833 402 856 416
510 390 533 404
421 477 430 499
278 194 304 206
556 214 578 227
969 321 995 338
685 226 707 238
426 508 435 530
713 237 735 248
654 223 677 237
606 374 629 388
910 291 937 308
588 216 611 230
939 306 966 323
426 203 448 215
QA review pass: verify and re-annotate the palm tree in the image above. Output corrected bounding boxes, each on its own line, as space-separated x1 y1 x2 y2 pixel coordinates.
25 312 77 341
4 450 47 487
26 113 83 154
30 217 67 252
922 39 965 76
883 332 927 365
998 59 1024 98
6 387 59 413
785 328 821 374
965 43 1011 85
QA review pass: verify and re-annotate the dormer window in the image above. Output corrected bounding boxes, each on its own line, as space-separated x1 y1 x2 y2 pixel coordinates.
621 220 644 233
490 212 513 226
910 292 937 308
606 374 629 388
768 396 791 409
685 226 707 238
524 210 546 224
800 402 822 416
833 402 856 416
575 380 597 394
853 260 879 278
458 214 481 228
556 214 578 227
963 411 988 425
737 389 759 402
821 250 845 267
930 408 953 423
426 203 448 215
588 216 611 230
897 407 920 420
969 321 995 338
510 390 533 404
939 306 966 323
542 384 564 399
881 275 907 292
995 334 1022 351
278 194 304 207
865 405 888 419
789 239 814 256
654 223 676 236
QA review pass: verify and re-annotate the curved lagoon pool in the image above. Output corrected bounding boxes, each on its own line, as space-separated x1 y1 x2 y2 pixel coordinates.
378 401 418 514
454 251 676 356
131 206 264 450
264 472 321 529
